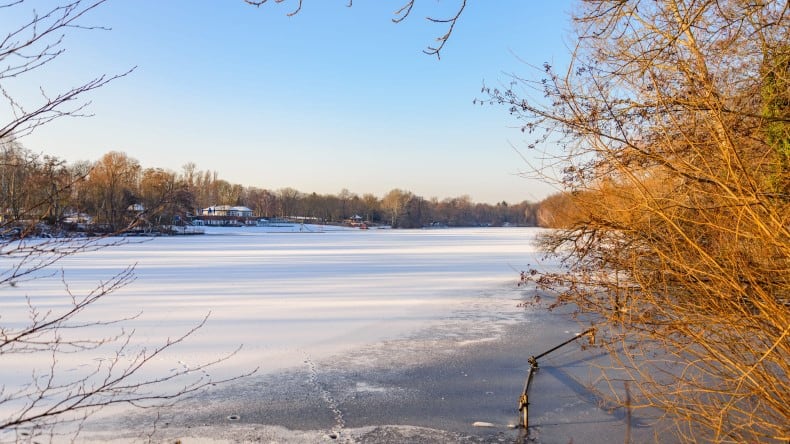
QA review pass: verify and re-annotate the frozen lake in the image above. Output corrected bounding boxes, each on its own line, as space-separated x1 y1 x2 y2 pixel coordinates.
3 227 671 443
3 227 550 387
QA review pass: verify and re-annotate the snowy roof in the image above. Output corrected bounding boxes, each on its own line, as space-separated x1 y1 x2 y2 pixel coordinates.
203 205 253 212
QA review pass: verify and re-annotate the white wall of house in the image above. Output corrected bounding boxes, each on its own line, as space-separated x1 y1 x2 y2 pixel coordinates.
201 205 253 217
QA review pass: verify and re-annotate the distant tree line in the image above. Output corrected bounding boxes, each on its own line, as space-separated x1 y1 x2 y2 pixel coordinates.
1 143 547 232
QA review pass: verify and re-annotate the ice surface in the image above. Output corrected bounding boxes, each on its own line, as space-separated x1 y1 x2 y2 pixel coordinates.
2 227 672 443
1 227 550 385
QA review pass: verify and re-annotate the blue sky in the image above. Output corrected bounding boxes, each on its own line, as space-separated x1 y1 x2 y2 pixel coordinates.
8 1 575 204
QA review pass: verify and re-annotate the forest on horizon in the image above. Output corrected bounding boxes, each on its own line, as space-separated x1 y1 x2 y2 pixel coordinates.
1 143 555 232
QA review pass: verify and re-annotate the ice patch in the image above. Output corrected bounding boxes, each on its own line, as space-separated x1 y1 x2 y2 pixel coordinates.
456 336 500 347
355 382 388 393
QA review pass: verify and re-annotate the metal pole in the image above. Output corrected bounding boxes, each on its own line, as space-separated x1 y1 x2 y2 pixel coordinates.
532 328 595 362
517 328 595 430
518 362 537 428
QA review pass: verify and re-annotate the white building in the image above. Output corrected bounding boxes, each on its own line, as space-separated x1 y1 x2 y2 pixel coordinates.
200 205 253 218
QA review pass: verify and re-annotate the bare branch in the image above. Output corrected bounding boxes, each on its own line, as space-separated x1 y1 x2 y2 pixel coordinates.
243 0 302 17
392 0 415 23
244 0 469 58
0 2 254 438
505 1 790 440
422 0 467 59
0 0 134 141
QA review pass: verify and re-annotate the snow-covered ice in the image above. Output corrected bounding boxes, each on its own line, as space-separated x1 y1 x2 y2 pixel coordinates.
1 227 671 443
2 227 548 387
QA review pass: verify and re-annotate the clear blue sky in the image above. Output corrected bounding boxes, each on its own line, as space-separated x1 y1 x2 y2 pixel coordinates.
8 0 575 204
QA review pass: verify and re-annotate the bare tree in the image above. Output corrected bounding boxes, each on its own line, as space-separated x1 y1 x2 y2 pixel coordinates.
0 1 253 440
276 186 302 218
492 1 789 442
84 151 141 230
380 188 412 227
